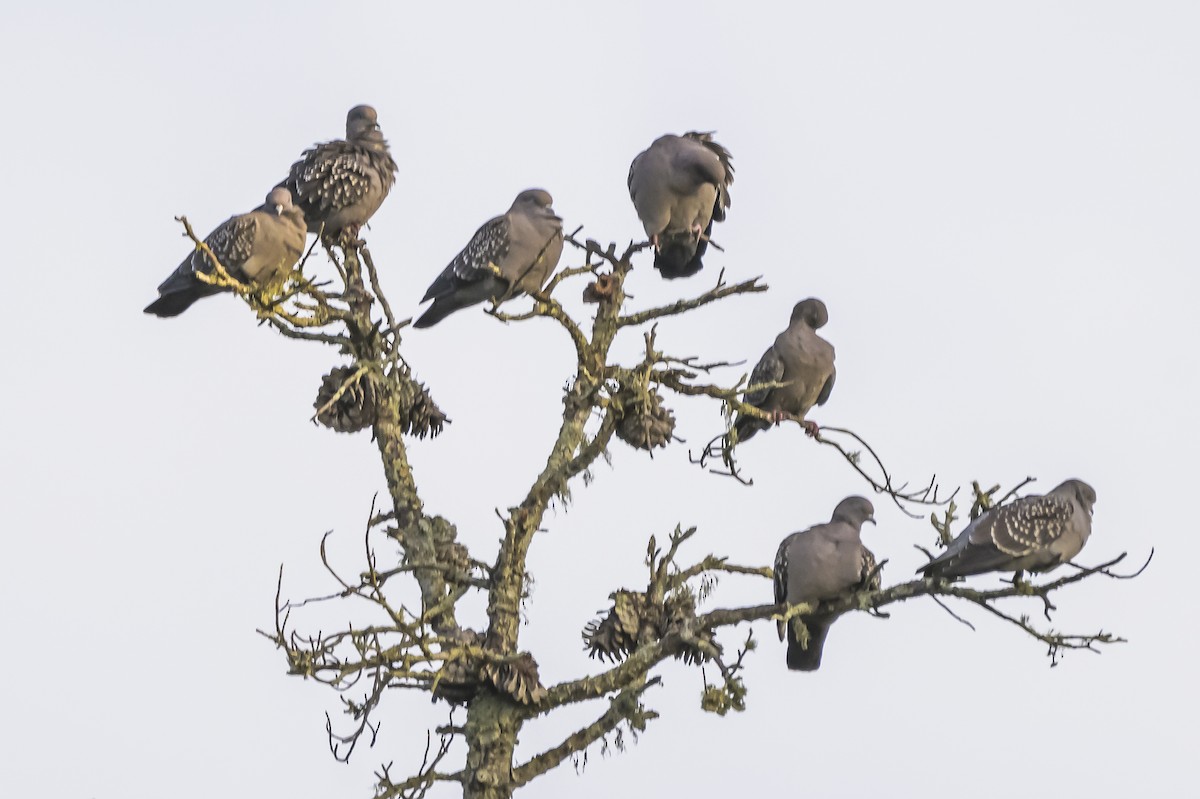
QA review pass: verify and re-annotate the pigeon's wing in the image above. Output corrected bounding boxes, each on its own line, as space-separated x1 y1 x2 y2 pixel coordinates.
745 345 785 408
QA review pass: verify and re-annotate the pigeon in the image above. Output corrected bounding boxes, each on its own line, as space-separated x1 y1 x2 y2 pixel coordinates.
733 298 835 443
144 187 307 318
627 132 733 278
414 189 564 328
281 105 397 241
774 496 880 671
918 479 1096 579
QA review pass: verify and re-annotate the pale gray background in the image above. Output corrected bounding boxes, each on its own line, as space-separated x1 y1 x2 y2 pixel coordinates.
2 1 1196 797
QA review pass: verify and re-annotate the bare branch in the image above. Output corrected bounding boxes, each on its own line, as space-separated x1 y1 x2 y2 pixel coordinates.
375 730 462 799
513 679 660 786
220 210 1144 798
542 263 598 297
489 291 591 365
815 426 957 517
619 270 768 327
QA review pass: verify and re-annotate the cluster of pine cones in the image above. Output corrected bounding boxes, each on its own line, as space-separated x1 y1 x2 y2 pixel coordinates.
583 588 719 666
431 629 547 706
313 364 448 438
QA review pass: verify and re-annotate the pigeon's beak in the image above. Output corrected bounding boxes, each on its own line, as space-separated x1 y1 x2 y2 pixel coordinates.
274 204 284 215
866 516 877 526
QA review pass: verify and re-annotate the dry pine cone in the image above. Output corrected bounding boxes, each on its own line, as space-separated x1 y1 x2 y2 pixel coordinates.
400 379 449 439
582 590 647 662
615 387 676 452
481 653 546 705
314 365 377 433
583 588 719 664
432 629 482 705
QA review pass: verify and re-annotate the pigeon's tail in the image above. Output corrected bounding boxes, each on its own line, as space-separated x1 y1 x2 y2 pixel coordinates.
144 284 222 317
916 548 1008 581
414 276 512 329
915 542 968 579
413 298 463 329
915 560 944 580
145 265 224 317
144 292 198 317
654 231 705 279
732 414 763 445
786 617 831 672
420 270 458 304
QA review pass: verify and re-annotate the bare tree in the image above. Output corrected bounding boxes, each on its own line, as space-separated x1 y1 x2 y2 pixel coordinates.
176 221 1146 799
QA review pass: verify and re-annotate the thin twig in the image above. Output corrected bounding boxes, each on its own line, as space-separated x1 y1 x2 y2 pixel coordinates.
619 271 767 327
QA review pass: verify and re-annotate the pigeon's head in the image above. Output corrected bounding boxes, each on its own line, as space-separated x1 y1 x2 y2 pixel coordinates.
831 496 875 528
513 189 561 222
790 298 829 329
346 105 385 144
1057 479 1097 515
265 187 295 215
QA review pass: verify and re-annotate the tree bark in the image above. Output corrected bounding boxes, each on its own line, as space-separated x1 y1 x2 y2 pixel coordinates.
463 691 523 799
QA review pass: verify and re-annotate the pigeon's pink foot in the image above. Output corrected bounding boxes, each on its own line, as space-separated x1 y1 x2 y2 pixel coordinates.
801 420 820 439
651 233 660 250
771 410 790 426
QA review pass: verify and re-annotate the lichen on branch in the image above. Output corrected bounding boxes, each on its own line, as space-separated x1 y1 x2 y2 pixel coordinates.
197 219 1147 799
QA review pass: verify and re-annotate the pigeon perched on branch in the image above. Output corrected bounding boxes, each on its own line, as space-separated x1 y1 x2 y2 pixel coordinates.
918 479 1096 579
734 298 835 443
414 189 564 328
627 132 733 278
774 496 880 671
281 105 397 241
144 187 306 318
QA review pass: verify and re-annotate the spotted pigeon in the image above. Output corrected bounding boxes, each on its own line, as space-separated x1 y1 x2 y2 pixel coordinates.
414 189 564 328
627 132 733 278
144 187 307 318
919 479 1096 579
774 496 880 671
734 298 835 443
281 105 397 241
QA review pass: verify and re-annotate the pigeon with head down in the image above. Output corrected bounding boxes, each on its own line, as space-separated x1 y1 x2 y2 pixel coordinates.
628 132 733 279
734 298 836 444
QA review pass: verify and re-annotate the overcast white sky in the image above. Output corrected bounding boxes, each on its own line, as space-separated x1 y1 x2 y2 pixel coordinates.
3 2 1198 797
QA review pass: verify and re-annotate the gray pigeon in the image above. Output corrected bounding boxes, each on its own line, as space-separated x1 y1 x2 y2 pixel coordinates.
281 105 397 241
627 132 733 279
774 496 880 672
414 189 564 328
734 298 835 443
918 479 1096 579
144 187 307 318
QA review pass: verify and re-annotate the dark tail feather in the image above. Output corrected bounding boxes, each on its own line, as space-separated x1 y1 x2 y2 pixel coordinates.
654 235 705 279
415 295 479 328
916 561 939 579
732 414 762 445
414 276 512 329
420 271 458 304
146 268 223 317
786 618 831 672
413 300 454 328
144 288 211 317
917 549 1009 580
